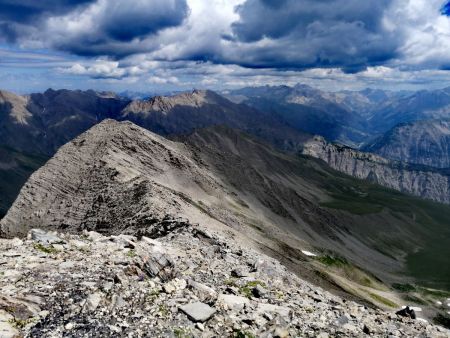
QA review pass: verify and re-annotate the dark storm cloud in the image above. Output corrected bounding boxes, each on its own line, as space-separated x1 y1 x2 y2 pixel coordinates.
0 0 94 23
100 1 189 42
0 0 189 58
228 0 400 71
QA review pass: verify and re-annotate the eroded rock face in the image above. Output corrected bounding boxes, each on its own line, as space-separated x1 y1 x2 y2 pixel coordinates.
1 227 448 337
365 120 450 169
303 136 450 204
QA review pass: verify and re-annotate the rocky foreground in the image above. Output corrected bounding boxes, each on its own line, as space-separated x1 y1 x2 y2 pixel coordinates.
1 223 449 338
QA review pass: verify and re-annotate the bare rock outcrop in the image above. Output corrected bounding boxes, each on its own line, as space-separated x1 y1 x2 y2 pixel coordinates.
303 136 450 204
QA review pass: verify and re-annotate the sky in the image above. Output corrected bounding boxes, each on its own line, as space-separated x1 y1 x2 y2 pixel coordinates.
1 0 450 94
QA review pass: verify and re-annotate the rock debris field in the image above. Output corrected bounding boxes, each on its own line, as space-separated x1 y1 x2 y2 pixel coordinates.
0 223 449 338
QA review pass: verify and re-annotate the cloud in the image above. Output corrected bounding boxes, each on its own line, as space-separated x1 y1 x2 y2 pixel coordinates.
61 60 126 79
2 0 450 93
225 0 399 72
0 0 189 57
0 0 94 23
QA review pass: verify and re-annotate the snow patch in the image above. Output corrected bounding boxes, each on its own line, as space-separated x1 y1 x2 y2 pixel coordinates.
302 250 317 257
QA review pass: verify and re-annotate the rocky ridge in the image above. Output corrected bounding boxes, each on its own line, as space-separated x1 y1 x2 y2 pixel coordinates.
121 90 212 115
303 136 450 204
1 225 448 338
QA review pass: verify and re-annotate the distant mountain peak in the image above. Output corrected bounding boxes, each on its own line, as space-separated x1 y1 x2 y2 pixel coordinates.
0 89 32 125
122 89 221 115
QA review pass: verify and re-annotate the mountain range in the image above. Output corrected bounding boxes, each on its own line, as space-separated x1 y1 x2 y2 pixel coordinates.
2 86 450 215
1 85 450 332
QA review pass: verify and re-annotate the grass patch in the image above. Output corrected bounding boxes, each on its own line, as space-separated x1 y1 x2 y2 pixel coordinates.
224 278 238 287
126 250 136 258
321 200 383 215
33 243 58 254
403 295 427 305
240 281 266 298
173 327 192 338
234 329 256 338
158 304 170 318
8 317 36 329
317 255 348 267
146 289 160 302
369 292 398 308
392 283 416 293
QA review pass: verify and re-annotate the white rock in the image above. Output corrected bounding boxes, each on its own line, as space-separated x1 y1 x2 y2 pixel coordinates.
84 292 103 311
188 280 217 303
163 278 187 294
29 229 64 244
217 294 249 311
257 303 291 318
65 322 74 330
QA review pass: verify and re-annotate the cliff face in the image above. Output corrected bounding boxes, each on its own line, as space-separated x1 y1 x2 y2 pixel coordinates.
303 136 450 204
364 120 450 169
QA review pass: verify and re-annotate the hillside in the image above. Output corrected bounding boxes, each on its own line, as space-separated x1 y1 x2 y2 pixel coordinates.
2 120 450 308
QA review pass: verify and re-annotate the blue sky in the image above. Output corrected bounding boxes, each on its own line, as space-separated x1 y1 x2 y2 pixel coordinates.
1 0 450 93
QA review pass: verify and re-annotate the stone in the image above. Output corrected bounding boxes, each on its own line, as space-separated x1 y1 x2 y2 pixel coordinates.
140 249 176 282
316 333 329 338
59 261 75 269
217 294 249 311
188 280 217 303
163 278 187 294
231 267 249 278
114 272 129 286
28 229 65 245
111 294 127 309
179 302 216 322
70 239 89 250
252 284 268 298
396 306 416 320
65 322 74 330
256 303 291 318
273 327 290 338
336 314 350 325
85 231 103 242
84 292 103 312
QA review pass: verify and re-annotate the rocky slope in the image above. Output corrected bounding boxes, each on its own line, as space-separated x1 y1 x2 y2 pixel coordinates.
2 227 449 337
364 120 450 169
2 119 450 303
303 136 450 204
